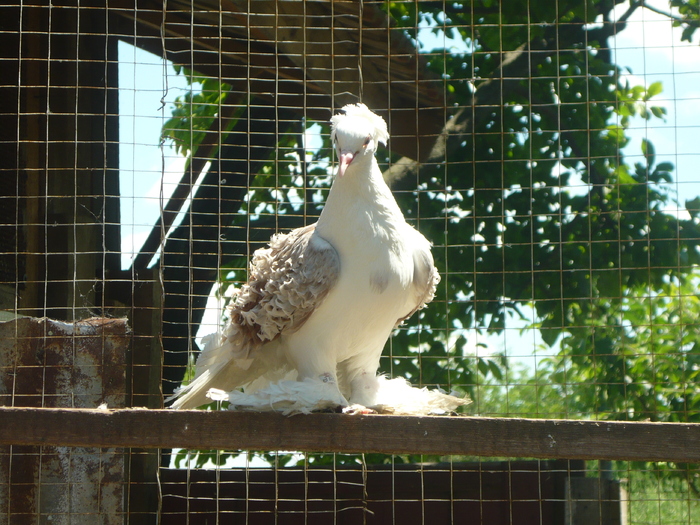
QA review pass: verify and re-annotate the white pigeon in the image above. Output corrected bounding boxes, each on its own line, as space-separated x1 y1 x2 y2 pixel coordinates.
168 103 440 411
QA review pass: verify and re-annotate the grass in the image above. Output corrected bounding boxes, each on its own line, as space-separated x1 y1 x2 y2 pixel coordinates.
626 472 700 525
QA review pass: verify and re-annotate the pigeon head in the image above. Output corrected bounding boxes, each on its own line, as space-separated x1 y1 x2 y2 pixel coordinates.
330 103 389 178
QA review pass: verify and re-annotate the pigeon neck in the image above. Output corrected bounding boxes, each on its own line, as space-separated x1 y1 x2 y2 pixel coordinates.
326 156 385 203
316 156 402 240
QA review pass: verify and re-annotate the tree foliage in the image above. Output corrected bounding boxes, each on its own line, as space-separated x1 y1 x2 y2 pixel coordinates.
161 66 238 162
378 0 700 399
161 0 700 473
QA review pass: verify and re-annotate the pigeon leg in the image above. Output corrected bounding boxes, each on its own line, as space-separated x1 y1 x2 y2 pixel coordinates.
341 357 381 407
289 348 349 406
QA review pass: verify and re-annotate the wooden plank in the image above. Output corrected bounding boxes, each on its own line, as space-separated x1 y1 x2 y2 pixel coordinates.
0 407 698 462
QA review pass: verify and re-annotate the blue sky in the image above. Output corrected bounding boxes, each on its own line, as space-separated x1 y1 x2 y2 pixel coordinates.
118 41 192 269
610 1 700 209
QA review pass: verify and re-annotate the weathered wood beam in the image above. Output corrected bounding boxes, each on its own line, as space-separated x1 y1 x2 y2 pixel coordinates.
109 0 446 162
1 407 698 463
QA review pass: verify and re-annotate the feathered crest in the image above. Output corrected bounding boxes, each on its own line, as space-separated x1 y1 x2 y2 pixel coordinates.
330 103 390 146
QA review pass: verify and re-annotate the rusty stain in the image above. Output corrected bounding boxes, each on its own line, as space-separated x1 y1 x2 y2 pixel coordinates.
0 317 129 523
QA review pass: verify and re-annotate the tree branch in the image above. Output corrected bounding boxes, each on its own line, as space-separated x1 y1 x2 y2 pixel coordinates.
639 0 695 24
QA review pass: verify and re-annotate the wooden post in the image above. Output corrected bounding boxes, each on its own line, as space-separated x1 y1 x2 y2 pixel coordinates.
8 0 120 321
0 317 129 525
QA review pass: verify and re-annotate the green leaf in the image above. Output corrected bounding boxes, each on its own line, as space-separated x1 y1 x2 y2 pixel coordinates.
655 161 674 173
686 197 700 219
646 81 663 99
641 138 655 169
616 164 637 185
650 106 667 119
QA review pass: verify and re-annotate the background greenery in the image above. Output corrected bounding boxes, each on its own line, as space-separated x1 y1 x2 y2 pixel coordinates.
161 0 700 516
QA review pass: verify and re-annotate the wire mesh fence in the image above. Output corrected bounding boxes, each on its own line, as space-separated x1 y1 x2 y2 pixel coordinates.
1 0 700 523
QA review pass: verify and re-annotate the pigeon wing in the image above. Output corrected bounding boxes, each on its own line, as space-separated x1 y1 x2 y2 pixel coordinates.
395 234 440 327
195 223 340 374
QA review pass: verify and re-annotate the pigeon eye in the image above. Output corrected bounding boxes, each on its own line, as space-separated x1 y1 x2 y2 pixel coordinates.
362 136 371 148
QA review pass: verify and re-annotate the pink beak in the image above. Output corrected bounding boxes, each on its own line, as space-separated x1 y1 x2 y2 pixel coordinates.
337 151 355 178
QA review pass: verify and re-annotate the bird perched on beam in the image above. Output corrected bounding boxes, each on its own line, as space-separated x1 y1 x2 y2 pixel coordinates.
168 103 441 412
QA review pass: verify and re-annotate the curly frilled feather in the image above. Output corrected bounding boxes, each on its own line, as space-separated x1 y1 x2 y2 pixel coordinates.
223 224 339 356
170 225 340 409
